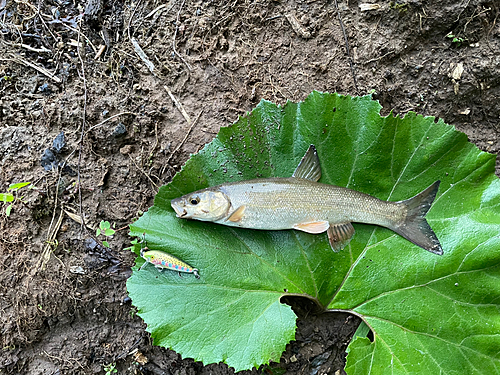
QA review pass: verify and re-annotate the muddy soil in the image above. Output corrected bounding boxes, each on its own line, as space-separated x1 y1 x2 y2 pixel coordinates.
1 0 499 374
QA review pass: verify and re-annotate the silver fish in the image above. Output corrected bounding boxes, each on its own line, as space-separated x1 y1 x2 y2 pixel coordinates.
171 145 443 255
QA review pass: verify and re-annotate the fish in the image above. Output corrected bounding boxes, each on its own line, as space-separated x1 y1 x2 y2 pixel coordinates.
140 243 200 278
171 145 443 255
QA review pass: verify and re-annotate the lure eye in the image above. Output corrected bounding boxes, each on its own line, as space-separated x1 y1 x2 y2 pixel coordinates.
190 195 200 205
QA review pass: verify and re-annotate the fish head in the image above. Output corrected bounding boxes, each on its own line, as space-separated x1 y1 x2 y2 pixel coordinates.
141 249 154 263
171 189 231 221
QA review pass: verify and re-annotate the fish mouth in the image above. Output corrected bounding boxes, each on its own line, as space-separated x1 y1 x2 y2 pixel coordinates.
171 199 188 217
173 205 187 218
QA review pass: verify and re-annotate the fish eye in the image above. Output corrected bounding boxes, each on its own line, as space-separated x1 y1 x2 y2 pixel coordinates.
190 195 200 205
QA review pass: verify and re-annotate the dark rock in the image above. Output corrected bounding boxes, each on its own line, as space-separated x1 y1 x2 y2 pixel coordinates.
52 131 65 153
41 148 58 171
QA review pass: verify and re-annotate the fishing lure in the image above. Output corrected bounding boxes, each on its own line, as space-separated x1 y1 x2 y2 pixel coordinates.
139 238 200 278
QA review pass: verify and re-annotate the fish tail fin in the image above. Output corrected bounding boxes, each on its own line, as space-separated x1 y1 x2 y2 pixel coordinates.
392 181 443 255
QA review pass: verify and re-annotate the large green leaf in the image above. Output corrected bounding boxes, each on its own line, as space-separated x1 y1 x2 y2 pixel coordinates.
126 92 500 373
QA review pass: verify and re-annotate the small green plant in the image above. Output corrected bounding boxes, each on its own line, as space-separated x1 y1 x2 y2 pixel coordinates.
123 238 139 253
129 307 137 318
446 33 466 46
96 221 116 248
103 362 117 375
1 182 31 216
389 1 408 11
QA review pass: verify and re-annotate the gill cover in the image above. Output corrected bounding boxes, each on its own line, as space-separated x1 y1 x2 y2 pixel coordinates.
171 189 231 221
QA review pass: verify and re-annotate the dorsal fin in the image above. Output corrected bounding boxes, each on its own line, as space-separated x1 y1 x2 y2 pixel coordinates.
292 145 321 181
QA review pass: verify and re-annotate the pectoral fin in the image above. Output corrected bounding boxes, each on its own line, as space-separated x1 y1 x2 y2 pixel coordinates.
327 223 355 252
292 145 322 182
227 205 246 222
293 220 330 234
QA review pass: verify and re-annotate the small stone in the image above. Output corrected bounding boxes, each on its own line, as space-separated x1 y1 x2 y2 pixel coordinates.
69 266 85 274
133 351 148 365
120 145 133 154
449 62 464 80
112 123 127 136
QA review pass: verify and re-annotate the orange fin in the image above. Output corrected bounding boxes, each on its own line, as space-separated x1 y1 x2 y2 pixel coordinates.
293 220 329 234
227 205 246 222
327 223 355 252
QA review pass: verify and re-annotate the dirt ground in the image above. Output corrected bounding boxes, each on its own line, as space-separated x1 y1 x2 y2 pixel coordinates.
0 0 499 374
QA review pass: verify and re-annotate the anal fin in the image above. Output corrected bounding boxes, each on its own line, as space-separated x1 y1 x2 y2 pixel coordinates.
327 222 355 252
293 220 330 234
227 205 246 222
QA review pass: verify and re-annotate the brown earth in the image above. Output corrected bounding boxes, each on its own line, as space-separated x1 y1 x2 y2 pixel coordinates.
0 0 499 374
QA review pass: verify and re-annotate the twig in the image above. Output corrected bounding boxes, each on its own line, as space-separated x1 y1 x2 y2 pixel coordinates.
131 37 155 73
145 4 168 19
463 7 491 33
94 44 106 59
76 22 88 234
36 170 66 272
14 43 52 53
172 0 192 71
364 50 395 64
84 112 135 135
35 207 64 272
34 140 77 271
35 1 59 42
265 15 283 21
126 0 158 75
333 0 359 93
60 23 98 54
165 110 203 166
127 0 144 41
129 154 159 190
149 121 159 159
164 85 191 123
8 55 61 83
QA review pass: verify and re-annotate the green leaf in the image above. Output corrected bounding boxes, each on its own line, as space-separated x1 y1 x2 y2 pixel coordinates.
5 204 12 217
104 228 115 236
8 182 31 191
0 193 14 203
102 241 110 248
352 321 371 340
126 92 500 372
100 220 111 230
